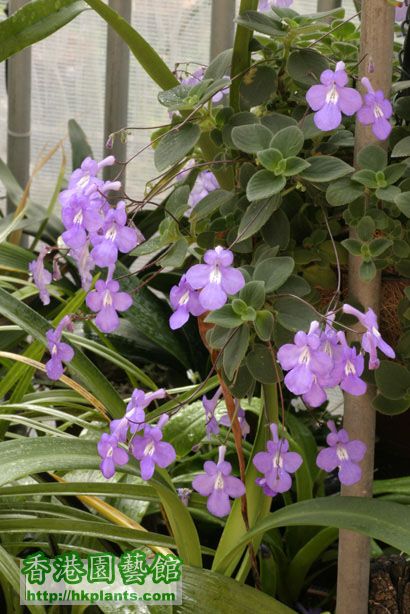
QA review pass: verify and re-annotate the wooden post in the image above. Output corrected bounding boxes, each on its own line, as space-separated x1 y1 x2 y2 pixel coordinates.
103 0 131 185
6 0 31 214
317 0 342 10
336 2 395 613
210 0 236 59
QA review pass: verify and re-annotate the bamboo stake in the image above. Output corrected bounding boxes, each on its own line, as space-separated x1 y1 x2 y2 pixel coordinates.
336 2 395 613
6 0 31 215
210 0 236 59
103 0 131 185
317 0 342 10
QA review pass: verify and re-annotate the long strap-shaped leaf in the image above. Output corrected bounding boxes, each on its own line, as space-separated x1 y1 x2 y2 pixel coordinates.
0 287 124 417
0 0 88 62
84 0 178 90
0 436 202 567
216 496 410 572
229 0 259 110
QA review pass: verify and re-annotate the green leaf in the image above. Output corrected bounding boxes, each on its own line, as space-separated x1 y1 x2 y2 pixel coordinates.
375 361 410 400
254 256 295 293
217 497 410 572
181 566 295 613
237 195 281 240
356 216 376 242
360 260 377 282
352 169 379 188
231 124 272 153
373 395 410 416
357 144 387 171
0 287 124 417
287 49 329 86
341 239 362 256
205 49 233 80
257 148 284 172
239 281 266 309
254 310 275 341
270 126 304 158
384 163 406 185
116 262 190 368
230 1 260 111
261 209 290 249
326 177 363 207
368 238 392 258
205 305 243 328
301 156 354 183
246 171 286 201
68 118 93 171
285 527 338 601
392 136 410 158
84 0 178 90
395 192 410 218
0 0 87 62
159 237 188 268
191 190 234 222
375 185 401 203
239 65 277 109
223 326 250 380
275 297 316 332
0 544 45 614
246 345 279 384
283 157 311 177
154 123 201 172
235 10 285 37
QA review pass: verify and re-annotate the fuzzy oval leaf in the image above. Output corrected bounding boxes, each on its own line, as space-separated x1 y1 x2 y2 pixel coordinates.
154 123 201 171
231 124 272 153
301 156 354 183
254 256 295 293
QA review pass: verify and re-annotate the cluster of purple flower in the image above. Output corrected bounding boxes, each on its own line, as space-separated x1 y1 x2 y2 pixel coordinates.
192 417 366 517
97 388 176 480
168 246 245 329
277 305 395 408
306 62 393 140
29 157 141 370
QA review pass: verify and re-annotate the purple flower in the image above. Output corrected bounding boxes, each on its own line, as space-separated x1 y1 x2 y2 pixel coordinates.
29 248 52 305
86 276 133 333
67 155 115 192
337 332 367 396
185 246 245 311
202 386 223 438
342 304 395 369
277 321 333 397
169 275 206 330
90 201 139 267
177 488 192 506
131 415 176 481
254 424 302 494
396 1 408 22
259 0 293 9
110 388 166 442
188 171 219 210
255 477 277 497
219 399 250 439
45 316 74 380
61 194 104 249
306 61 362 131
357 77 393 141
316 420 366 486
98 432 129 479
192 445 245 517
69 242 95 292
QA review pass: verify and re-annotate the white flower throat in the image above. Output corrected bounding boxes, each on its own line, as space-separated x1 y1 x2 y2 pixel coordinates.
298 346 311 365
73 210 83 225
210 265 222 285
373 104 384 119
105 226 117 242
326 84 339 105
214 472 224 490
103 290 113 307
344 359 356 376
179 291 190 306
144 441 156 457
336 445 349 462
